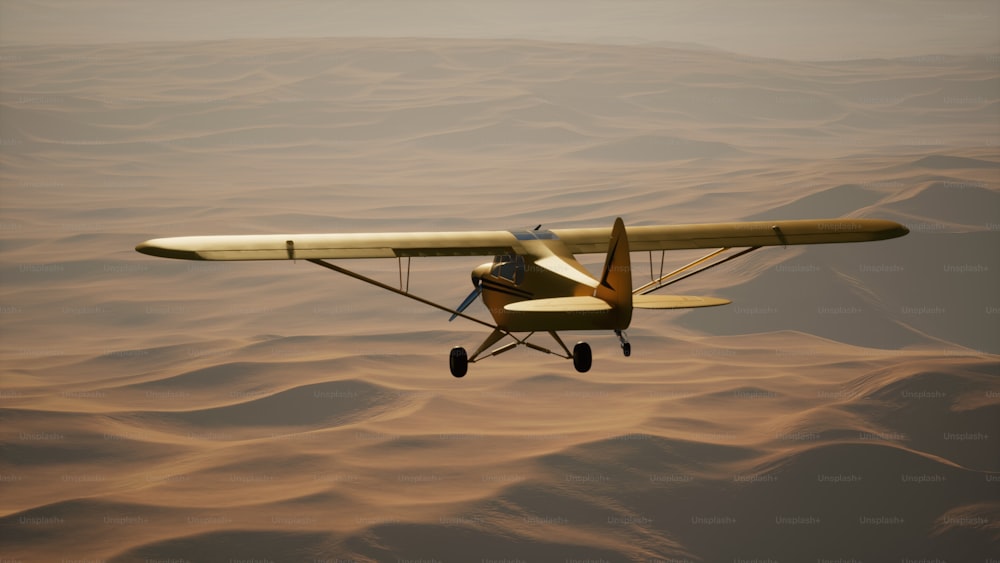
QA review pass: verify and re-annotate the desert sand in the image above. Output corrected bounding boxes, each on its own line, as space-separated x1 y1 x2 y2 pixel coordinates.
1 35 998 562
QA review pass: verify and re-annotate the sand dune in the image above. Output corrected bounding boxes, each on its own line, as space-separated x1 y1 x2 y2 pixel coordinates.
1 37 998 561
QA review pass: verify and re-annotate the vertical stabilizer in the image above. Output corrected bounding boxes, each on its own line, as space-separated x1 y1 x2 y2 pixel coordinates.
595 217 633 329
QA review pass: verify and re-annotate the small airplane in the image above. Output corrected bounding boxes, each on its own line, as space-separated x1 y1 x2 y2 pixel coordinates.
136 217 908 377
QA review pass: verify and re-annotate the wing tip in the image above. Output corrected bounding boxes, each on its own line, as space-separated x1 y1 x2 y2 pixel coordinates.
889 221 910 239
135 239 204 260
858 219 909 240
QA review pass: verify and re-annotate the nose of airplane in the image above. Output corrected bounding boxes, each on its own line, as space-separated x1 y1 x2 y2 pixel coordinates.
471 262 492 285
449 263 491 322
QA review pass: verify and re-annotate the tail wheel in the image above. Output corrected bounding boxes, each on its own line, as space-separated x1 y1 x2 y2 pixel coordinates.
449 346 468 378
572 342 592 373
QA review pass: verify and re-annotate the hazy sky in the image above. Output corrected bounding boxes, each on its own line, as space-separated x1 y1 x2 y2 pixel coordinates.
1 0 997 60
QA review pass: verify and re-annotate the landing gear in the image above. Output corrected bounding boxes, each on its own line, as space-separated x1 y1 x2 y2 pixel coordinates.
572 342 592 373
449 333 596 377
449 346 468 378
615 329 631 357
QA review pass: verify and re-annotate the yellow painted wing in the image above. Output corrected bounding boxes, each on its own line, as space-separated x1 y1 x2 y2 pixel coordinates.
553 219 908 254
136 231 519 261
136 219 908 261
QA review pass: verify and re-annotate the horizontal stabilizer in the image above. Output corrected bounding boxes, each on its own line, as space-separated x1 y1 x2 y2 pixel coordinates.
504 296 612 313
633 295 731 309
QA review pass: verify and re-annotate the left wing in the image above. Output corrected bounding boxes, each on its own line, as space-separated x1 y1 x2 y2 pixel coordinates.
136 231 519 261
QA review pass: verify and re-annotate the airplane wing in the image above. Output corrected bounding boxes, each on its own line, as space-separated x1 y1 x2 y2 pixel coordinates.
552 219 909 254
135 219 908 261
136 231 519 261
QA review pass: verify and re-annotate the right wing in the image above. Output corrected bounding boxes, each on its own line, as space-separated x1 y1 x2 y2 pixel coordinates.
552 219 909 254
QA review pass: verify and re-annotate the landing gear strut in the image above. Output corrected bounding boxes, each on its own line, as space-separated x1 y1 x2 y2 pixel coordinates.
615 329 631 357
448 332 596 377
451 330 629 377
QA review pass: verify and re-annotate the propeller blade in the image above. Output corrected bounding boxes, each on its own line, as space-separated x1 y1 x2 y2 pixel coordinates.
449 285 482 322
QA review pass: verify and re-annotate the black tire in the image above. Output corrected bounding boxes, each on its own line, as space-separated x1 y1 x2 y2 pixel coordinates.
622 342 631 357
449 346 468 378
572 342 592 373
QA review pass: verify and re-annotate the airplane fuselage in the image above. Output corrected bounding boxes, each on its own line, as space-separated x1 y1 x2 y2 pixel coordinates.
472 228 632 332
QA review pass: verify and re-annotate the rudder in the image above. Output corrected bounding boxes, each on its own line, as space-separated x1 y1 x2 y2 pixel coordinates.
595 217 633 329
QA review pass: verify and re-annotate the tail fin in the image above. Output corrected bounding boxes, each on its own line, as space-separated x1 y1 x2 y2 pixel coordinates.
595 217 633 329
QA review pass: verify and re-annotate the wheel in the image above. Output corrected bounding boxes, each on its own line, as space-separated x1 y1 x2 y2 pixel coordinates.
622 342 631 357
572 342 592 373
449 346 468 378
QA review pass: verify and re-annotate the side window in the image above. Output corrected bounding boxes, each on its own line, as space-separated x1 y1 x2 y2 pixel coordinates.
491 254 525 285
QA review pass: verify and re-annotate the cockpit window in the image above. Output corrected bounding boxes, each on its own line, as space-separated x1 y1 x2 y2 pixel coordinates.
491 254 525 285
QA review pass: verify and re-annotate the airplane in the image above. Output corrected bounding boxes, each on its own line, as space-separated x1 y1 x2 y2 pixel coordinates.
136 217 909 377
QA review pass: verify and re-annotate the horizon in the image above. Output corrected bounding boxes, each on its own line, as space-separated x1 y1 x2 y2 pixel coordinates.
2 0 998 60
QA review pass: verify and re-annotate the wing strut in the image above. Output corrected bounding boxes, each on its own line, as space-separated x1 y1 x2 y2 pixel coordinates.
398 256 411 292
306 259 501 331
637 246 762 295
306 259 578 372
635 247 730 295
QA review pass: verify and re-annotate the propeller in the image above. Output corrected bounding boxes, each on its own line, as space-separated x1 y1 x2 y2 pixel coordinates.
449 277 482 322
